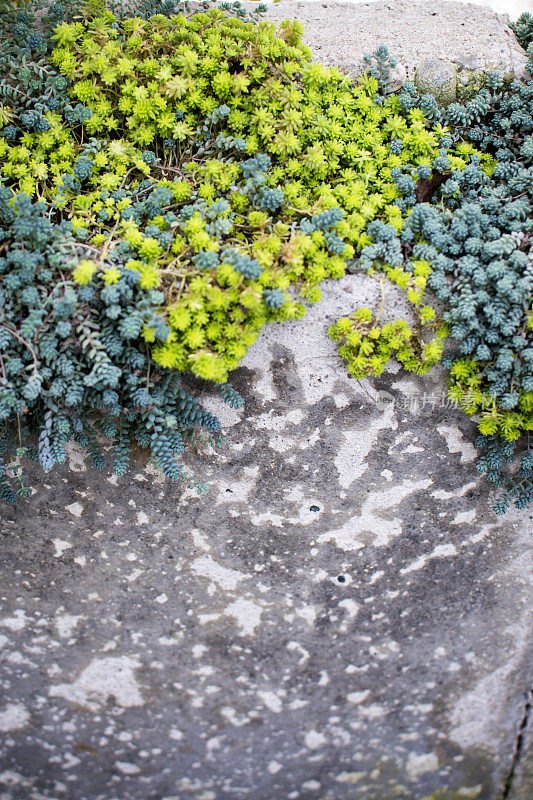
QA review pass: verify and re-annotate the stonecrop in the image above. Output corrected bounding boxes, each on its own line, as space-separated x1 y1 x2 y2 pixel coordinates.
0 182 243 503
330 49 533 513
1 0 532 512
2 7 486 383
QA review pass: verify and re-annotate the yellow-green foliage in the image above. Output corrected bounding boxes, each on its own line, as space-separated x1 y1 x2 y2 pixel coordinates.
448 358 533 442
329 257 447 378
329 306 447 379
373 258 433 307
0 9 479 382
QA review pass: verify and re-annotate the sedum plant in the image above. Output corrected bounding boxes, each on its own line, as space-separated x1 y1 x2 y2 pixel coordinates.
0 0 532 512
511 11 533 52
0 5 469 390
19 7 481 380
329 48 533 513
403 78 533 513
329 304 446 380
0 184 243 503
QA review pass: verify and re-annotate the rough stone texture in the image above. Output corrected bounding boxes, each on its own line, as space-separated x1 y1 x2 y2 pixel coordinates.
241 0 529 80
1 4 533 798
508 691 533 800
386 60 407 92
0 273 532 800
415 59 457 106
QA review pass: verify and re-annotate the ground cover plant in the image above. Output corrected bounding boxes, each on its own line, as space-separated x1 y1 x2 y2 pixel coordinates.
331 43 533 513
511 11 533 74
0 0 532 513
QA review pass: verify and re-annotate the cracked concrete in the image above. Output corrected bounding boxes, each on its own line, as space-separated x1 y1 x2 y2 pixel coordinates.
1 272 532 799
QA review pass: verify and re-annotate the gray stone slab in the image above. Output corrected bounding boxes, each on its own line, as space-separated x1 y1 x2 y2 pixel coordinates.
0 273 532 800
242 0 528 79
1 3 533 798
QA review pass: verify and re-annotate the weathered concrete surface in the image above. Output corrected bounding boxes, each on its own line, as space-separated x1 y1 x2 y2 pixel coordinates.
1 5 532 797
242 0 528 79
508 689 533 800
0 273 532 800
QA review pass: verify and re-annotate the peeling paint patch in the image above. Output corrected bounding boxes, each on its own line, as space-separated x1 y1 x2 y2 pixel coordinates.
254 409 304 430
338 599 359 632
360 703 387 719
406 752 439 779
266 434 295 453
334 394 350 409
65 501 84 518
55 612 82 639
213 466 260 503
250 511 285 528
223 598 263 636
304 729 327 749
347 690 370 705
469 524 498 545
0 609 28 631
451 509 476 525
257 690 284 713
336 772 365 784
295 605 317 626
115 761 141 775
200 598 263 636
198 395 244 428
431 481 477 500
53 539 72 558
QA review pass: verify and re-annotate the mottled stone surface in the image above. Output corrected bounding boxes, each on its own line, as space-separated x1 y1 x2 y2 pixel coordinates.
508 692 533 800
1 4 532 797
241 0 529 80
415 59 457 106
0 273 532 800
